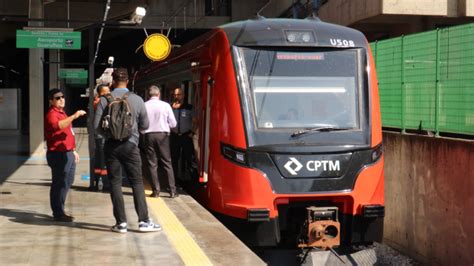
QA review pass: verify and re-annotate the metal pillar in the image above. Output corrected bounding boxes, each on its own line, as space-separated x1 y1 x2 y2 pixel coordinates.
28 0 45 157
88 28 96 188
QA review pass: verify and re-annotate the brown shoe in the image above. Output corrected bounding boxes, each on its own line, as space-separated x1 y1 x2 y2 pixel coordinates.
169 191 179 198
53 214 74 222
149 191 160 198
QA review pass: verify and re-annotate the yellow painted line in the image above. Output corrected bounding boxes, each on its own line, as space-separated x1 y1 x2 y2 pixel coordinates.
146 190 213 266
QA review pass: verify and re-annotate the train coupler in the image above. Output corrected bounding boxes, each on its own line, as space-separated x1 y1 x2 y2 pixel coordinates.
298 206 340 249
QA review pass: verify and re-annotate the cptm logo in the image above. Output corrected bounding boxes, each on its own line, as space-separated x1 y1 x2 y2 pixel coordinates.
284 157 341 176
284 157 303 175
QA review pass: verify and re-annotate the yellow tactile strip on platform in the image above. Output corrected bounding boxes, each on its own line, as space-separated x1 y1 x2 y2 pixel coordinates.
146 191 213 266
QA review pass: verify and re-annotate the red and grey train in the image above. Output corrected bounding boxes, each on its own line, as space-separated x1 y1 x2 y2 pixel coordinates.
134 18 385 248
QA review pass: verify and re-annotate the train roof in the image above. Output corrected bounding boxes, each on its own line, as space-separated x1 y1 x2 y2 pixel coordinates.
219 18 368 48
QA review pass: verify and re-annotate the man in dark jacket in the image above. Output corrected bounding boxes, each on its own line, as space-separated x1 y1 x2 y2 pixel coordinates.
170 87 194 186
94 68 161 233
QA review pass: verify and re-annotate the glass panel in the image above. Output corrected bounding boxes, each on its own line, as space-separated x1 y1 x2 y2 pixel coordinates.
239 48 359 129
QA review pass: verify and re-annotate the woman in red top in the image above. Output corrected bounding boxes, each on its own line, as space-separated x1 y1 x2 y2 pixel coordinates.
44 88 86 222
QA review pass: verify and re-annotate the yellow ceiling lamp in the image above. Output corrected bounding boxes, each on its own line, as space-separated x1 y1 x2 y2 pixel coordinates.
143 33 171 61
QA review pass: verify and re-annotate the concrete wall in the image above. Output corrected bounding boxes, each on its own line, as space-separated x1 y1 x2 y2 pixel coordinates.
231 0 293 21
383 132 474 265
459 0 474 16
382 0 448 15
319 0 467 25
319 0 383 26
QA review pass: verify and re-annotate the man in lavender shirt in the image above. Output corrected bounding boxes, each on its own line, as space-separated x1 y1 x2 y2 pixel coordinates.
143 85 178 198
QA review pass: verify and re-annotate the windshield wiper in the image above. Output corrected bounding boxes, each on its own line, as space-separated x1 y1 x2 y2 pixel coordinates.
291 126 352 137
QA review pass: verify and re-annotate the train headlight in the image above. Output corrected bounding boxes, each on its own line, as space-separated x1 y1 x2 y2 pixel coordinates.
371 144 383 162
287 33 297 42
221 143 248 166
302 33 311 42
285 30 315 43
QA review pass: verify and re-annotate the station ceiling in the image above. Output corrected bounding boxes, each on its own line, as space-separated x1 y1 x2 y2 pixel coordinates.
0 1 220 70
0 0 294 83
1 0 231 38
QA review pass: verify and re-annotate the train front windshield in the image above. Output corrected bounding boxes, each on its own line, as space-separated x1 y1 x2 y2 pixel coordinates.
236 48 360 131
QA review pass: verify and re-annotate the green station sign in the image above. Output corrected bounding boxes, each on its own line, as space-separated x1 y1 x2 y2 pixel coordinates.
16 30 81 50
66 78 88 86
59 69 88 79
60 69 88 85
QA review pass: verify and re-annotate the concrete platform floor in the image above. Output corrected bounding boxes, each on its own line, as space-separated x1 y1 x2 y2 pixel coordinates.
0 132 264 265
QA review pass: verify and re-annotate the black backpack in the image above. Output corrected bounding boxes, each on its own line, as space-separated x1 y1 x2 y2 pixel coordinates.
101 92 133 141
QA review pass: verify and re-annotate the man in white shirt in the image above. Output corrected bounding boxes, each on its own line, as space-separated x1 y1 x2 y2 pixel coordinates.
143 85 178 198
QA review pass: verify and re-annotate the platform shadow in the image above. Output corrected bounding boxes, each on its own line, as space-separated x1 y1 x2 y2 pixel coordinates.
0 134 34 185
4 180 145 198
0 208 111 232
4 180 93 192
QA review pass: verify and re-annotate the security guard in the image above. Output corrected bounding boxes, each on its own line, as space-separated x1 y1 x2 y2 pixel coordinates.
170 87 194 181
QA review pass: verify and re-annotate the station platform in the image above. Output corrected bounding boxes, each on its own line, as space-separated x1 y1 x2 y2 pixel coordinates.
0 132 264 265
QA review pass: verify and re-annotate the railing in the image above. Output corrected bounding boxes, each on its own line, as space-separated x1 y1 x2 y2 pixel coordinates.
371 23 474 136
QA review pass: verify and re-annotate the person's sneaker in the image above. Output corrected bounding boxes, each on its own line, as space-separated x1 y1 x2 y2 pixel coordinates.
138 220 162 232
111 222 127 233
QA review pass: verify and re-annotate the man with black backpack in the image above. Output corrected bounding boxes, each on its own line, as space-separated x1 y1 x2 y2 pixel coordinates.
94 68 161 233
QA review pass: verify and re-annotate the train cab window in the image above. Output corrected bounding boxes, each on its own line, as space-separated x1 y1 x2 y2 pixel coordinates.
236 48 360 130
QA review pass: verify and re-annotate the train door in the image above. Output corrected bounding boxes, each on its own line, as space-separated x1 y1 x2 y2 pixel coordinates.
197 74 213 183
192 80 201 165
176 80 197 181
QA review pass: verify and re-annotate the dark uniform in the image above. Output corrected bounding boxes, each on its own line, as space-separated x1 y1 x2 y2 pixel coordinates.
171 102 194 179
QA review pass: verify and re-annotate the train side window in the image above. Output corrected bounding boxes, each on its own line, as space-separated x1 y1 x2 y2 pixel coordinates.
187 81 194 105
180 80 194 105
160 84 166 101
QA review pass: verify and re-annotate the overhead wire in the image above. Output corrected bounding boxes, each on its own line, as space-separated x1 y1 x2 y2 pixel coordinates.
168 0 229 40
162 0 195 27
93 0 111 64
